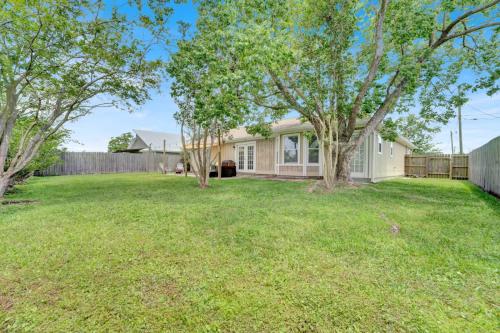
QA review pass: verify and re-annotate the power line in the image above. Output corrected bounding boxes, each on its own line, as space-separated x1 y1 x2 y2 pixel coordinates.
462 113 500 117
464 103 500 118
463 116 500 120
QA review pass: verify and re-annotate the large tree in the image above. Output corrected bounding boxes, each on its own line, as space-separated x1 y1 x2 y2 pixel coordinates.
0 0 171 196
200 0 499 189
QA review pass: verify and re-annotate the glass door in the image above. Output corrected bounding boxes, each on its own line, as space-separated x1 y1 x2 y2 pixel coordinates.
236 144 256 172
238 146 245 171
247 145 254 171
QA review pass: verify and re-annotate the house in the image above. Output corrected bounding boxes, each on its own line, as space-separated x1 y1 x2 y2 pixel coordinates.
121 129 182 171
203 118 414 182
124 129 182 153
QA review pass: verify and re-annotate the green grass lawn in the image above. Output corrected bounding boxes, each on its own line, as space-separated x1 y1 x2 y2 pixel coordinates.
0 174 498 332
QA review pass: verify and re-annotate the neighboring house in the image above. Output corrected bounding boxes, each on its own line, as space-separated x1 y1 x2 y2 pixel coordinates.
124 129 182 153
121 129 182 171
198 118 414 182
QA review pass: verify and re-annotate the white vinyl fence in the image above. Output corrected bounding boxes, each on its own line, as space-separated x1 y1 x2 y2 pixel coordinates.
469 136 500 197
38 151 181 176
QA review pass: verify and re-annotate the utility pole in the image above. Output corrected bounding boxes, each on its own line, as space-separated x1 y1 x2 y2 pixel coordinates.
458 86 463 154
450 130 454 154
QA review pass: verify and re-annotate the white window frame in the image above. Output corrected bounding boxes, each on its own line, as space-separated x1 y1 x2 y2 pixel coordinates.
350 139 367 176
235 142 256 172
377 134 383 155
306 135 320 165
390 142 393 158
237 145 245 171
282 134 300 165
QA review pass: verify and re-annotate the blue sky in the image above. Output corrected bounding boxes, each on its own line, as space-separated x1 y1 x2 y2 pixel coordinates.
64 1 198 152
64 1 499 153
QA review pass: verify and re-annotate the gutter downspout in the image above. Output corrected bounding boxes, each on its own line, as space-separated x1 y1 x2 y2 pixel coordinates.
370 132 375 183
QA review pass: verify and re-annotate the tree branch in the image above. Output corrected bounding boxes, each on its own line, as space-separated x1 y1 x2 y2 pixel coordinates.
268 69 307 114
441 0 499 36
354 79 407 149
347 0 389 138
441 22 500 43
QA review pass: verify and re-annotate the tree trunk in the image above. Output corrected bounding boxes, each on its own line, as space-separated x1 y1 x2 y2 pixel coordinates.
321 140 335 189
217 128 222 180
180 122 189 177
335 147 353 183
315 118 340 190
199 173 208 188
192 126 213 189
183 157 188 177
0 175 11 198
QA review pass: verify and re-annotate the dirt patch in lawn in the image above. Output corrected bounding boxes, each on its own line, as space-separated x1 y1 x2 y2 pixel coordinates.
0 295 14 311
380 212 400 235
141 277 183 308
307 180 365 193
28 281 63 306
1 199 38 206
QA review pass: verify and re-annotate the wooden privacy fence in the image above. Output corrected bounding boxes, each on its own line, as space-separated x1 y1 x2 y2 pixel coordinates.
469 136 500 197
38 151 181 176
405 154 469 179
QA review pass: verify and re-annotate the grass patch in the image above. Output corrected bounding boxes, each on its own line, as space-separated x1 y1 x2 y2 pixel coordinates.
0 174 498 332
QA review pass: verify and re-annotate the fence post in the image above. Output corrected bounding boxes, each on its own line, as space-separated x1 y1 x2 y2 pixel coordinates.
163 139 167 174
449 155 453 179
424 156 428 178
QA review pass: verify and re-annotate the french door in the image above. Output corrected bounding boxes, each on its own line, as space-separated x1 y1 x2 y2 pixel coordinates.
236 143 255 172
350 139 367 178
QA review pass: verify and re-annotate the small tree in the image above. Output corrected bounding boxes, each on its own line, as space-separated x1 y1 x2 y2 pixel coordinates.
108 132 134 152
174 100 215 189
168 16 250 188
0 0 171 197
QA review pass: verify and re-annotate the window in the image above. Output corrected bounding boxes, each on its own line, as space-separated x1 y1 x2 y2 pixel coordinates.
390 142 393 157
308 135 319 164
238 146 245 170
377 134 383 154
283 134 299 164
247 145 254 170
350 140 365 173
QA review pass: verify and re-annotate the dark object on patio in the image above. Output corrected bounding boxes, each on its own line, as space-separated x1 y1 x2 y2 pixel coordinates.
209 160 237 178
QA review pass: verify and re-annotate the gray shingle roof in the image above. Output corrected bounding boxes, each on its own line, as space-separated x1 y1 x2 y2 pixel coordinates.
130 129 182 152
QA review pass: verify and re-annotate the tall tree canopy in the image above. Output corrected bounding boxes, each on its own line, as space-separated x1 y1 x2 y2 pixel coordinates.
394 115 441 154
0 0 172 196
196 0 499 188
